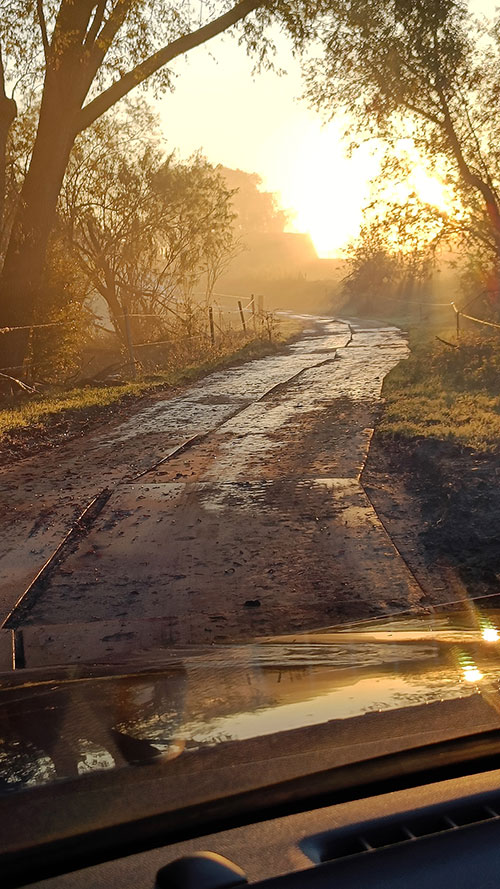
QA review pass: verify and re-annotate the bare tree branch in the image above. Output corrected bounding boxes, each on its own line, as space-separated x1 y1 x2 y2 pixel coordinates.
87 0 135 62
84 0 108 48
36 0 51 63
0 43 9 102
77 0 262 133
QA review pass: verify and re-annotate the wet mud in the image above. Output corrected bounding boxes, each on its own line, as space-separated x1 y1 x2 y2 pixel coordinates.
364 435 500 605
0 318 350 619
0 317 432 667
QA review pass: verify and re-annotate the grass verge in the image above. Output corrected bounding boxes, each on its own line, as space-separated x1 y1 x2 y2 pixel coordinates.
379 327 500 453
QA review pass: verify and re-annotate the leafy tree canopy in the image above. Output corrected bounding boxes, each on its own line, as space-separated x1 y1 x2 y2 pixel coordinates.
304 0 500 278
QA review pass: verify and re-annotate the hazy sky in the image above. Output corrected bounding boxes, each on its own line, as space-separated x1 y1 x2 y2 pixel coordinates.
157 2 494 257
157 32 380 257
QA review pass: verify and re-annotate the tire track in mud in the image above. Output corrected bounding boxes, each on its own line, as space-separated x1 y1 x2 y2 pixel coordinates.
2 331 349 636
360 472 432 605
355 417 431 607
3 319 422 667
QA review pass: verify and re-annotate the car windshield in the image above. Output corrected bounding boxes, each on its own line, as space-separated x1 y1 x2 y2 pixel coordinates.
2 0 500 827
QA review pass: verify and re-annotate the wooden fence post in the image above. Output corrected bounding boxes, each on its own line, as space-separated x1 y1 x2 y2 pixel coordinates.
266 314 272 341
208 306 215 345
238 300 246 332
123 304 137 379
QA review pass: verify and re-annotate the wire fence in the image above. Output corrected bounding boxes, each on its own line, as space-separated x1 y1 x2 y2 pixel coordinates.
0 293 275 384
377 287 500 341
451 298 500 338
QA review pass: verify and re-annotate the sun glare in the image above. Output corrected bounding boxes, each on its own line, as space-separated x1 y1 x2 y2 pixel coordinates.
463 667 484 683
278 121 381 258
411 167 449 208
277 126 452 257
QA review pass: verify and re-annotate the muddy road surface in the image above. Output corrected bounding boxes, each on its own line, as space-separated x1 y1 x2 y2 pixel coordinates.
0 317 424 668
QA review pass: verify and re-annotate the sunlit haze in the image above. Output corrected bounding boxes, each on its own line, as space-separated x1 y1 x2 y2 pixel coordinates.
4 0 500 824
158 30 458 257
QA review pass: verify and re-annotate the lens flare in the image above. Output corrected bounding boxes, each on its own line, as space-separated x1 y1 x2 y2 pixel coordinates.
463 667 484 683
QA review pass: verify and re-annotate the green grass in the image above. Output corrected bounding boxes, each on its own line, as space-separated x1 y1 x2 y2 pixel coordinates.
0 325 304 442
379 328 500 452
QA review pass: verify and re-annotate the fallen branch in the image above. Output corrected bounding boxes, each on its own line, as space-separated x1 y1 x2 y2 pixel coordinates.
77 362 128 385
0 371 37 393
435 336 458 349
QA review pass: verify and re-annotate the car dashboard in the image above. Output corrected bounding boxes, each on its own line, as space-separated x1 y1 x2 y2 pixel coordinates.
18 766 500 889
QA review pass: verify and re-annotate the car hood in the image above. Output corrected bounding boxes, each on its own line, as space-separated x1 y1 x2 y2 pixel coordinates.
3 597 500 796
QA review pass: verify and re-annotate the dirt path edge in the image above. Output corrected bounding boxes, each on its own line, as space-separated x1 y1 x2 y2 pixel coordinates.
363 432 500 607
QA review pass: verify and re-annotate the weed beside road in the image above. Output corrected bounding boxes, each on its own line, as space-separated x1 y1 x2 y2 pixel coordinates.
365 319 500 604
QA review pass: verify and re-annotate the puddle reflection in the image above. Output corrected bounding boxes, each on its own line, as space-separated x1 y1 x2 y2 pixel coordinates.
3 597 500 793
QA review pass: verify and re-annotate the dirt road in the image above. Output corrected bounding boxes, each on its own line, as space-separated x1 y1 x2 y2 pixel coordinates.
0 317 425 668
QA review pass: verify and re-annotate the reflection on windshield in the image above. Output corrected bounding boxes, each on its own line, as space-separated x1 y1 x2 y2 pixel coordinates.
0 669 186 791
2 604 500 792
3 0 500 831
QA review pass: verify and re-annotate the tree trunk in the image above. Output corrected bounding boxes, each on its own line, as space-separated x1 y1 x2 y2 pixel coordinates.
0 0 261 373
0 90 74 372
437 87 500 268
0 0 98 372
94 275 128 346
0 92 16 241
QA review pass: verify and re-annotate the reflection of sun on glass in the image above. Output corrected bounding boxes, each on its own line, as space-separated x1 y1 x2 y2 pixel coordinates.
463 668 484 683
482 628 499 643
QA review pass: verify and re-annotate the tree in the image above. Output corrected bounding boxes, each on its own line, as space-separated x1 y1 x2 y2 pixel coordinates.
60 107 237 345
304 1 500 290
29 233 94 383
342 211 437 314
218 166 289 233
0 0 317 372
342 223 399 313
198 207 242 303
